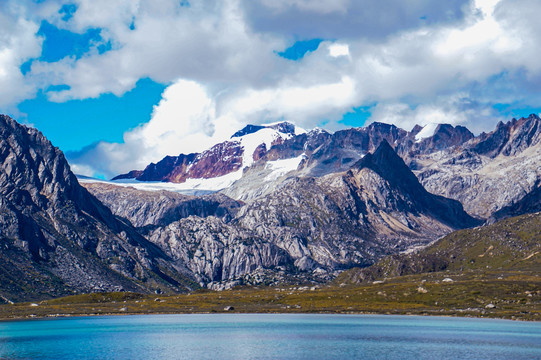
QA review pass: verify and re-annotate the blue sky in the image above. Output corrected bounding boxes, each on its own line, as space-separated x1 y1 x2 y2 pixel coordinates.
1 0 540 177
19 79 165 150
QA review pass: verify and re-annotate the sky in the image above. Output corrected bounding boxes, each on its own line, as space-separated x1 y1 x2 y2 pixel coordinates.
1 0 541 178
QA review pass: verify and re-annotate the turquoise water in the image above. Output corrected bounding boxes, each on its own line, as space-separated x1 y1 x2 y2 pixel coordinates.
0 314 540 359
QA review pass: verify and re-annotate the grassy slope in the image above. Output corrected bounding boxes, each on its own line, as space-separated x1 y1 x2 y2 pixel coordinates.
1 213 539 321
337 211 541 283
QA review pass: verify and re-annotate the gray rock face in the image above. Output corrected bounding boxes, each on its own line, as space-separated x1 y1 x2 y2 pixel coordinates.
414 115 541 218
231 142 478 272
147 216 295 288
0 115 196 302
114 115 540 221
95 115 540 289
489 183 541 223
83 183 243 229
222 122 477 203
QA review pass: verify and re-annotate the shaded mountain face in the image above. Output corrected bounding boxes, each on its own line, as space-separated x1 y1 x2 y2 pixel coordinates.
351 141 478 229
473 114 541 158
93 141 478 289
489 183 541 223
0 115 196 302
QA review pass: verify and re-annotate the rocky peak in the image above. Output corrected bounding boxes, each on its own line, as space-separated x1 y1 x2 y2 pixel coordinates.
353 140 422 194
267 121 297 135
231 122 297 138
363 122 407 151
183 141 243 179
143 153 198 182
0 114 81 211
111 170 144 181
473 114 541 158
352 140 479 228
231 124 266 138
0 114 196 300
410 124 424 135
411 123 474 154
500 114 541 156
366 121 400 134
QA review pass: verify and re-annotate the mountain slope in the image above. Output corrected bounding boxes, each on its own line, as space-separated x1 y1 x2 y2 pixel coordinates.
112 122 305 190
83 183 243 229
489 182 541 222
338 211 541 284
416 114 541 218
0 115 196 302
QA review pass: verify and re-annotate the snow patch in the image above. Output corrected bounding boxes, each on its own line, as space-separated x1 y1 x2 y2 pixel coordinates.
237 128 294 169
294 126 307 135
264 154 306 181
415 123 439 142
78 171 244 194
259 121 307 135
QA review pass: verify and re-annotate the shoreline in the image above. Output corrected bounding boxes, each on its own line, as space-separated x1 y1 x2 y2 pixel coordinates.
1 273 539 322
1 310 539 323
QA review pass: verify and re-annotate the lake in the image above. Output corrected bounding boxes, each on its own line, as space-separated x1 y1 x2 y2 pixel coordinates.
0 314 539 359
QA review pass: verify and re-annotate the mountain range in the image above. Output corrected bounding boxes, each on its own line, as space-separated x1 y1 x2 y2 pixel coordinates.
113 115 540 220
1 113 540 301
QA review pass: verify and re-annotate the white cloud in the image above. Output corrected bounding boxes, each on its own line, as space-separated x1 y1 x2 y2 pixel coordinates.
328 43 349 58
31 0 285 101
123 79 230 160
67 80 239 177
65 0 541 176
0 4 42 109
221 76 356 127
2 0 541 177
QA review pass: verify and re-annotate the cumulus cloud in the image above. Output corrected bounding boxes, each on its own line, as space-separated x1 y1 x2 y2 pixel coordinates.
0 3 42 109
2 0 541 177
67 80 238 177
31 0 285 101
64 0 541 177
